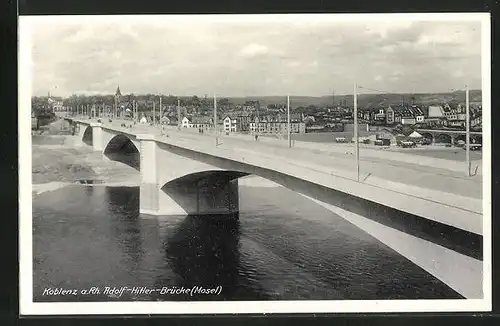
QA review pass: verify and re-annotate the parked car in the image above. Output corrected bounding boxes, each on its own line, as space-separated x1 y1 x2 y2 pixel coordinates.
400 141 416 148
421 138 432 145
463 144 482 151
375 138 391 146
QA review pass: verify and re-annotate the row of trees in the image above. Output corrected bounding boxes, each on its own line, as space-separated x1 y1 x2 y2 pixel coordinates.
59 94 234 108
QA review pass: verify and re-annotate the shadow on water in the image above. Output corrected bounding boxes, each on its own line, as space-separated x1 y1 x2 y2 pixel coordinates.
33 184 465 302
302 182 483 261
105 185 140 217
153 142 482 260
152 214 269 301
104 187 146 274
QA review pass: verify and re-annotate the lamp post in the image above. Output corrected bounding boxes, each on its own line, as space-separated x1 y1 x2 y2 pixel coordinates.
353 83 360 182
465 84 470 176
159 95 163 127
153 100 156 126
214 93 218 146
177 99 181 130
287 95 291 148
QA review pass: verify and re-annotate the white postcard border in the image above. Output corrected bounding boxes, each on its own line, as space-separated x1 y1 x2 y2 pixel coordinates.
19 13 492 315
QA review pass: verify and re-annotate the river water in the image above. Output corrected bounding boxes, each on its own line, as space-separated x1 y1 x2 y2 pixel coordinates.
32 133 465 302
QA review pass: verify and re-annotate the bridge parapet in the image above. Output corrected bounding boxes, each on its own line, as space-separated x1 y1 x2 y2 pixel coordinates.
69 122 483 234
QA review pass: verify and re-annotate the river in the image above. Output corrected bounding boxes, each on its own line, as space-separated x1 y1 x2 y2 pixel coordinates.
32 132 466 302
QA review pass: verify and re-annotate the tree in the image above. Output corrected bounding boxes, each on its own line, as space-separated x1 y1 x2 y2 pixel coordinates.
165 95 178 105
304 116 315 126
191 95 200 107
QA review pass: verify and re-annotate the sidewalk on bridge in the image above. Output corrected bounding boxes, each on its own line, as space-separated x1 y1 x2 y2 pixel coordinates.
147 125 482 214
155 132 483 234
84 118 483 213
225 145 482 214
73 118 483 234
157 123 482 175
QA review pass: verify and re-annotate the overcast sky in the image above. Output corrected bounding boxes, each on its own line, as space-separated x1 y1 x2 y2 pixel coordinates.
28 15 483 98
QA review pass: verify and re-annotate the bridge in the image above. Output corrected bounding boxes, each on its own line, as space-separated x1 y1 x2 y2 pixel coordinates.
64 117 483 238
416 129 483 144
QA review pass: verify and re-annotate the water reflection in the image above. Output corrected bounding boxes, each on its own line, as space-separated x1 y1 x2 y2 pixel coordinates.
157 214 245 301
105 185 140 217
33 184 466 302
105 187 144 274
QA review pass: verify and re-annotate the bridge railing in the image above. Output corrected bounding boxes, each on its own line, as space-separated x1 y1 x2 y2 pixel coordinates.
72 116 483 207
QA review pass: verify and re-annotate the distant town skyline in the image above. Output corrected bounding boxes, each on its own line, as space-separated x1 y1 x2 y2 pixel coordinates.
27 15 484 98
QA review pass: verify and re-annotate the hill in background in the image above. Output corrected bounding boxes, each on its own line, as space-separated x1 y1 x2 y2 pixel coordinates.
226 90 482 108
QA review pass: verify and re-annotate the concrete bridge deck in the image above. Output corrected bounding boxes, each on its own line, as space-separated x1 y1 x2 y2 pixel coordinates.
67 117 484 235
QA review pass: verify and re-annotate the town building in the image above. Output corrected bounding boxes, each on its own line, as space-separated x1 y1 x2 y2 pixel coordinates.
161 116 178 126
222 111 252 132
411 105 425 123
48 98 65 112
428 105 445 118
249 113 305 134
386 104 423 125
181 116 214 130
385 106 395 125
223 116 238 133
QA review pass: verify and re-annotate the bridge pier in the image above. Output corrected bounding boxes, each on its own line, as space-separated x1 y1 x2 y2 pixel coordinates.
158 176 240 217
137 134 160 215
136 134 240 217
90 122 104 152
73 122 87 147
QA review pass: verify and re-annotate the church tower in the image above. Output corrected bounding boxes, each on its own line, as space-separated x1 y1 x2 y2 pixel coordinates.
115 85 122 104
114 85 122 117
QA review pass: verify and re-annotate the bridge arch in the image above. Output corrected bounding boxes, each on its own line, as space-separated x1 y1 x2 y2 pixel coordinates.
103 134 140 170
82 126 93 146
454 134 466 144
435 133 452 144
159 170 250 216
420 132 434 142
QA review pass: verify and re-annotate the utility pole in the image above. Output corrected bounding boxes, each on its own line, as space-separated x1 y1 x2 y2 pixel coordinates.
466 84 470 176
177 99 181 130
214 93 218 146
159 95 163 126
256 101 260 136
354 83 360 182
153 101 156 126
287 95 291 148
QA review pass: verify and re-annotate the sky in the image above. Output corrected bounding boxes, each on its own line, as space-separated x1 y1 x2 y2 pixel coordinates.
26 15 484 98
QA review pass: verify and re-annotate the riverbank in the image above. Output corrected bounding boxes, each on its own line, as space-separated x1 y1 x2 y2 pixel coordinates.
32 133 279 195
32 133 141 195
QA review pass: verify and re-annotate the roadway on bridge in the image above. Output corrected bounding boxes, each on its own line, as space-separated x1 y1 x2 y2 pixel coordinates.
93 118 482 199
71 117 484 234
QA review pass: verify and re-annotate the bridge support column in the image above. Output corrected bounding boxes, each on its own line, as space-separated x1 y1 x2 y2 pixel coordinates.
137 134 160 215
158 176 240 216
73 122 87 147
90 122 104 151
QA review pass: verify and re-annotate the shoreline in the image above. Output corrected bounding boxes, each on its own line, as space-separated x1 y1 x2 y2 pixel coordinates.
32 175 282 196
